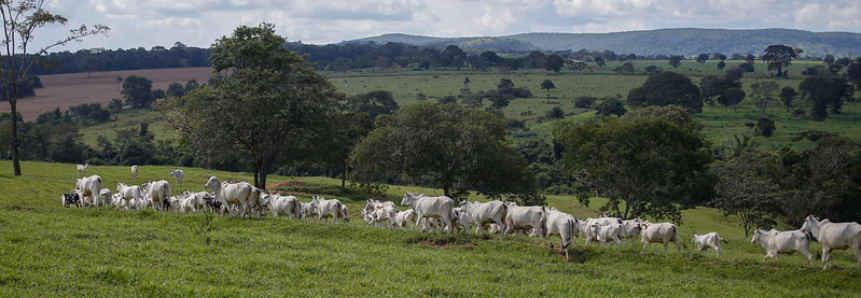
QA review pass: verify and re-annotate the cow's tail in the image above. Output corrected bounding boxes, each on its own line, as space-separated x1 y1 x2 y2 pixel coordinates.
719 237 729 244
564 218 576 249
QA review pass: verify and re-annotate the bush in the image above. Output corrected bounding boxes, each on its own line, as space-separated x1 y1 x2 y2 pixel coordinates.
575 96 597 108
756 116 776 137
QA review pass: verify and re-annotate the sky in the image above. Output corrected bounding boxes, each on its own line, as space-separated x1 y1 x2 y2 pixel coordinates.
31 0 861 52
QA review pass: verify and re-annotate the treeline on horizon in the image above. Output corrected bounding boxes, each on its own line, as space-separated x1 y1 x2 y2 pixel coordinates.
22 39 853 77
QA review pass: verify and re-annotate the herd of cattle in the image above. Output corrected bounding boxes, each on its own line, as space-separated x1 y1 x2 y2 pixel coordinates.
63 165 861 268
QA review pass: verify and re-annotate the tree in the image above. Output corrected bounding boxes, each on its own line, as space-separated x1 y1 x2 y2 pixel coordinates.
554 107 714 221
620 62 634 75
799 76 854 121
627 71 702 114
121 75 153 108
595 98 626 117
349 90 399 121
166 82 185 98
700 74 740 106
717 60 726 70
594 56 605 68
571 61 589 72
668 55 682 68
696 53 709 64
711 148 781 237
348 102 539 200
544 54 564 73
545 106 564 119
779 87 797 112
762 45 797 78
721 87 745 112
321 112 372 192
155 23 338 189
77 55 105 78
1 0 109 176
756 116 776 137
749 81 780 115
540 79 555 97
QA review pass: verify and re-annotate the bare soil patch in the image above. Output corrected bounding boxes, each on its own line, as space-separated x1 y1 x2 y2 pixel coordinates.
0 67 213 121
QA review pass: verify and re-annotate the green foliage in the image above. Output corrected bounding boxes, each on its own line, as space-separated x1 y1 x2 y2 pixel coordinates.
668 55 682 68
595 98 626 117
627 71 702 114
545 107 564 119
540 79 556 92
721 87 746 111
799 76 854 121
349 90 399 121
762 45 797 78
750 81 780 115
121 75 153 108
155 23 338 188
700 74 741 107
779 87 797 111
711 146 781 237
755 116 776 137
574 96 596 108
554 107 714 221
349 103 539 200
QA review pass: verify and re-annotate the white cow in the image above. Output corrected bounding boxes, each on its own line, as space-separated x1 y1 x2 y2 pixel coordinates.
312 196 348 224
594 223 625 246
170 169 184 187
205 176 253 217
76 163 88 178
692 232 727 257
141 180 171 211
459 200 507 234
751 228 814 266
451 207 471 233
621 218 644 240
544 208 578 261
97 188 113 207
75 175 102 208
401 192 455 233
801 215 861 269
301 202 318 219
364 199 396 213
640 222 681 252
369 205 398 229
502 205 546 237
131 165 138 182
245 187 268 217
265 194 301 218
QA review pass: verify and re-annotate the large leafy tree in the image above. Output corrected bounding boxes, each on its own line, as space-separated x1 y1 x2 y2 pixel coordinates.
627 71 702 114
156 23 338 188
554 106 714 222
348 103 540 202
1 0 109 175
121 75 153 108
699 74 741 106
349 90 398 121
762 45 797 78
799 76 854 121
711 146 781 237
749 81 780 115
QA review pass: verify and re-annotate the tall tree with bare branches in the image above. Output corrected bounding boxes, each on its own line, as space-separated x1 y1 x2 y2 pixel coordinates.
1 0 109 175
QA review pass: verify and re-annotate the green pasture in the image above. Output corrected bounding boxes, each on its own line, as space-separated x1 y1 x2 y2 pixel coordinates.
1 161 859 297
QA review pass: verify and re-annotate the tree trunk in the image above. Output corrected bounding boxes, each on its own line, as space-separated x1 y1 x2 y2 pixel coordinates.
9 84 21 175
260 162 268 191
340 165 347 193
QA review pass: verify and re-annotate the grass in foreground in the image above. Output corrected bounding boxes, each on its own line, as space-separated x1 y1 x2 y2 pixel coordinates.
1 161 860 297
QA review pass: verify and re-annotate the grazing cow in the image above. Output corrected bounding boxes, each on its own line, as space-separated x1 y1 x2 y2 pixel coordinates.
401 192 455 233
801 215 861 269
364 199 397 213
170 169 184 187
61 191 81 208
75 175 102 208
544 208 578 261
751 228 814 266
692 232 727 257
459 200 507 234
594 223 625 246
141 180 171 211
205 176 253 218
76 163 88 178
312 196 348 224
640 222 681 252
115 183 143 210
502 205 546 237
131 165 138 182
394 209 418 229
265 194 301 218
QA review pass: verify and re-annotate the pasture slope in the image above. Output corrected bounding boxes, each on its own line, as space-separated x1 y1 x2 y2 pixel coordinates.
0 161 859 297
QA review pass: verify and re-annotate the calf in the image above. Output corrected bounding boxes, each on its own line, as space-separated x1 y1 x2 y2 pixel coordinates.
61 192 81 208
692 232 727 257
751 228 813 266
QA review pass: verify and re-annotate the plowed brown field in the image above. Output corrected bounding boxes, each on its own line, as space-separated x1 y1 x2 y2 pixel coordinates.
0 67 213 121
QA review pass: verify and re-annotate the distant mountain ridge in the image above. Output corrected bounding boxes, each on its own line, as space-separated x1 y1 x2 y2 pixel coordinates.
343 28 861 57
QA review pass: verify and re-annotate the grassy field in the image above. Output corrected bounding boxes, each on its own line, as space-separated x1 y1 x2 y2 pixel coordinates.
1 161 859 297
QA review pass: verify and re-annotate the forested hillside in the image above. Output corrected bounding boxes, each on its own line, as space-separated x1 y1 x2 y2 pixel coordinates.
348 29 861 57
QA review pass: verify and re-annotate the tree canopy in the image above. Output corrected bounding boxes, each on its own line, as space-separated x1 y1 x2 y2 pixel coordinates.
554 106 714 222
348 102 540 202
762 45 797 78
155 23 339 188
627 71 702 114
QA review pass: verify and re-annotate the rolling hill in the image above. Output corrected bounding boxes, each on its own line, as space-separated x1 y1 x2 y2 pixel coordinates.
345 28 861 57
